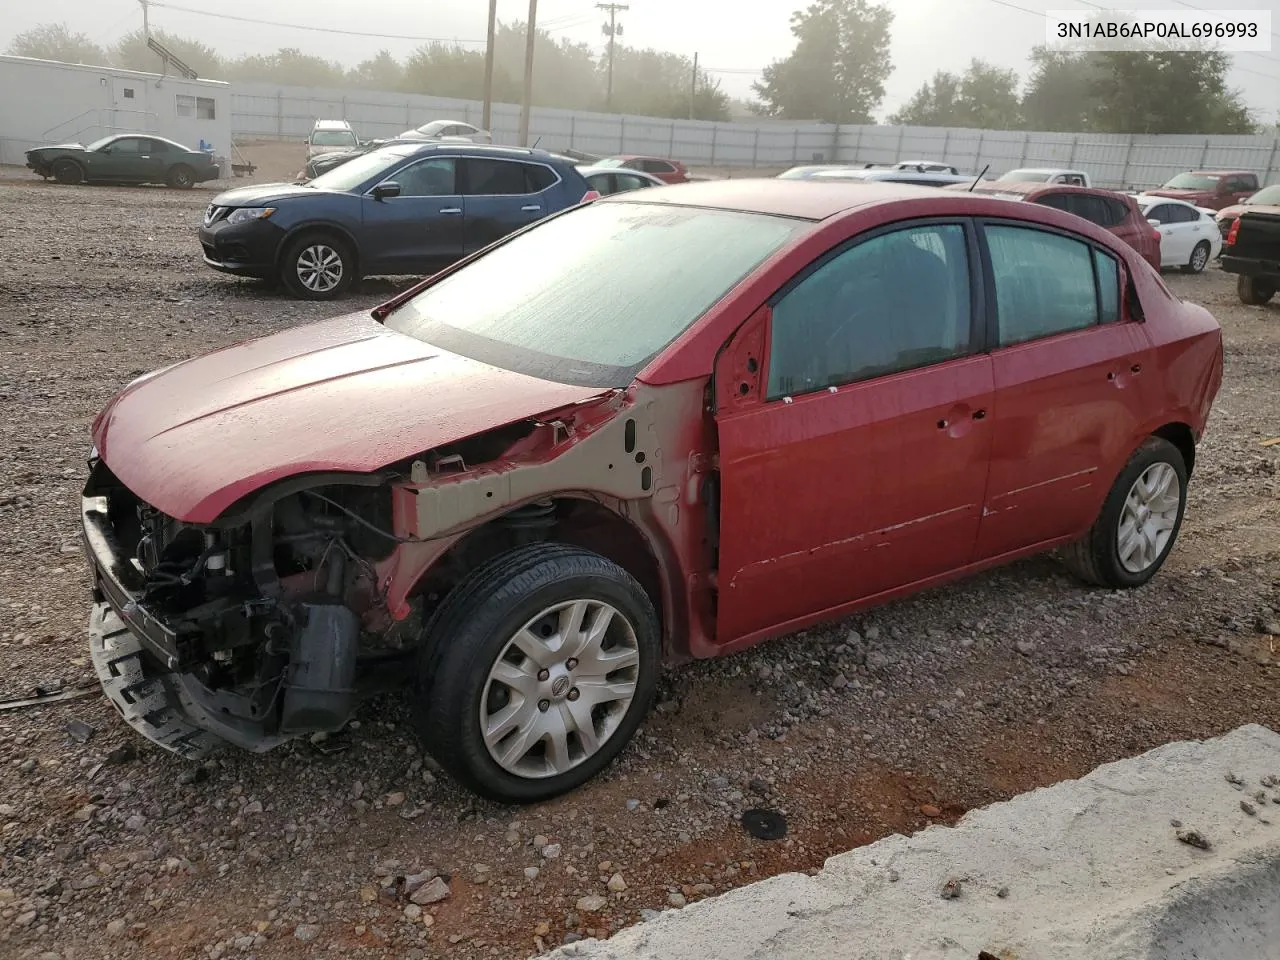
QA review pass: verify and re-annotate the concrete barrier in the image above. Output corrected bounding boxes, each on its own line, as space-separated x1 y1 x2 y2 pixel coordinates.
553 724 1280 960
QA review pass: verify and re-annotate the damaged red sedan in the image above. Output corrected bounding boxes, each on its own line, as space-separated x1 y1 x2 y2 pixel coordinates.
83 181 1223 802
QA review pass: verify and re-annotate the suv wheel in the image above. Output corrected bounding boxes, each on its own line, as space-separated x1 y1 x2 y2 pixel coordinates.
1061 436 1187 589
281 232 355 300
413 543 660 803
1238 275 1276 306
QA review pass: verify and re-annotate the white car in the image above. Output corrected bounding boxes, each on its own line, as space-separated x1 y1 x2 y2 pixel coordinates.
306 119 359 160
893 160 960 174
1134 194 1221 273
399 120 492 143
997 167 1092 187
809 168 974 187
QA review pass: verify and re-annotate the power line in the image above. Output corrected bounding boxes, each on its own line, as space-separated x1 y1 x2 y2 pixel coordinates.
145 1 489 45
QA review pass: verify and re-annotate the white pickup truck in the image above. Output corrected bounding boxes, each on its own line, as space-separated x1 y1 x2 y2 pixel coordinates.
996 167 1093 187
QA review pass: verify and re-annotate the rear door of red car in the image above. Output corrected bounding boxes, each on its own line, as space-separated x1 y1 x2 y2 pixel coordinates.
972 219 1154 561
712 219 995 644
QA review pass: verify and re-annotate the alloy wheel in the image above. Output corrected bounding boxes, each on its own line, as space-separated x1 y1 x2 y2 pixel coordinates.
295 244 344 293
480 599 640 779
1190 244 1208 272
1117 462 1181 573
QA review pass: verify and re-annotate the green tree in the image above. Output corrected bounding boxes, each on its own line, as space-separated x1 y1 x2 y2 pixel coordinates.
1089 51 1254 134
751 0 894 123
1021 48 1102 132
400 42 516 101
225 48 347 87
494 22 600 111
890 59 1021 129
603 45 730 121
7 22 107 65
112 28 223 77
347 50 405 90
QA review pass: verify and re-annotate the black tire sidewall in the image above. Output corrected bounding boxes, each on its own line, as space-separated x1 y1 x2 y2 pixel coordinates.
419 555 660 804
1238 275 1276 305
1090 438 1188 588
54 160 82 184
280 232 354 300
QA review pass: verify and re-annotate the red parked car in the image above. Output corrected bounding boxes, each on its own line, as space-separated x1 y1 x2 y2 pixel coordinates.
596 154 689 183
83 181 1223 802
1145 170 1259 211
950 180 1162 271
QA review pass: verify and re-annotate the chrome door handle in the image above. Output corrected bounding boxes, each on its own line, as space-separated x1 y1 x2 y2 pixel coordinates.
521 204 541 212
439 207 462 214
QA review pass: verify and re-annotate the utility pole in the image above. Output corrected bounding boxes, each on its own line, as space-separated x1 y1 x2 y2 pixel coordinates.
518 0 538 146
597 3 628 112
689 52 697 120
140 0 150 38
481 0 497 133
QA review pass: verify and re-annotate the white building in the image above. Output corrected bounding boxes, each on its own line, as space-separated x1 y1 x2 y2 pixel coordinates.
0 55 231 167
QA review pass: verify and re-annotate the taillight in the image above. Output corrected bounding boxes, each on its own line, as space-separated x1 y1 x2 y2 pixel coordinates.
581 190 601 203
1225 218 1240 246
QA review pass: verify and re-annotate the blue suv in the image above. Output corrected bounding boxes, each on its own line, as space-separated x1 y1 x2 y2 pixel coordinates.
198 143 599 299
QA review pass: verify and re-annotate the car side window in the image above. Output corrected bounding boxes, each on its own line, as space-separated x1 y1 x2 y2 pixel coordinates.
389 157 457 197
1147 204 1175 224
1035 192 1072 213
465 158 530 195
586 173 614 195
766 223 972 399
523 163 557 192
110 138 146 155
147 139 170 154
616 174 651 191
1094 249 1120 324
986 225 1102 346
643 159 674 174
1168 204 1196 224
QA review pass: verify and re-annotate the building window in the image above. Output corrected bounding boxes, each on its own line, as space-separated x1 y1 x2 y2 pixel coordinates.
176 94 217 120
123 88 135 99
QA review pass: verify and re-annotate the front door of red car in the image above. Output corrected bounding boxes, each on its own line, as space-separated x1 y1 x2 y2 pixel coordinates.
712 221 995 645
973 220 1154 561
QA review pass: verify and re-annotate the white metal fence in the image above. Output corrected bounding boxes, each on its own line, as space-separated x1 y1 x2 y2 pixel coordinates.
231 81 1280 189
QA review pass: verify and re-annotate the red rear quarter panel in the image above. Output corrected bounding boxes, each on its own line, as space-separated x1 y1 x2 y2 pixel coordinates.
1134 272 1224 441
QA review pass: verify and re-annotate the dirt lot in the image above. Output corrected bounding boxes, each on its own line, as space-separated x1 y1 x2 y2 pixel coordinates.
0 173 1277 960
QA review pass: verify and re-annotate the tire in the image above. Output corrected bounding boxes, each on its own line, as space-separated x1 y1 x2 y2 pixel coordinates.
413 543 660 803
1183 240 1210 274
1061 436 1188 589
53 160 84 185
280 231 355 300
1238 275 1276 306
166 164 195 189
88 602 225 760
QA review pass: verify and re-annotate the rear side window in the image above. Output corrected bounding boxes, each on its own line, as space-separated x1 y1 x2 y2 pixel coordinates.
616 174 654 191
767 223 972 399
642 159 675 174
523 163 557 192
1094 249 1120 323
465 158 530 195
986 225 1102 346
1166 204 1197 224
392 157 457 197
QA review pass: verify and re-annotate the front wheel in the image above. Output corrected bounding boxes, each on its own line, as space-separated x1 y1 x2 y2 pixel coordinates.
1238 275 1276 306
280 232 355 300
1061 436 1188 589
413 543 660 803
1183 240 1210 274
53 160 84 185
166 164 195 189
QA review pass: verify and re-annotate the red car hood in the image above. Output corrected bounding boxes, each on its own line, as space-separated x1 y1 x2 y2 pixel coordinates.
92 312 609 523
1146 188 1209 202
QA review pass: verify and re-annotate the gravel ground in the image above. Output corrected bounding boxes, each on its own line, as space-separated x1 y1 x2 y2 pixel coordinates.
0 173 1277 960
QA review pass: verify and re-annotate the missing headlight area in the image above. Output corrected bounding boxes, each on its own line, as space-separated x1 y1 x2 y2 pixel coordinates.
83 460 409 753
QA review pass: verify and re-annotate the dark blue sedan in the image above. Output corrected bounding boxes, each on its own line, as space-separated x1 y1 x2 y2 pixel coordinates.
198 143 598 299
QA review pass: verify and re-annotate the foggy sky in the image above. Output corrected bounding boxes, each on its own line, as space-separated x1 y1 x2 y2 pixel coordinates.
4 0 1279 124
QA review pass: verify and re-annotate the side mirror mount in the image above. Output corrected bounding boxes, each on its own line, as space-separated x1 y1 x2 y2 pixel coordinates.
372 181 401 201
1147 218 1161 227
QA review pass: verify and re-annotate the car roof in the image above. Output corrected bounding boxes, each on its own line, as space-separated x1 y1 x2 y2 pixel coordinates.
1191 170 1249 176
392 142 564 162
595 178 1002 220
579 165 662 179
1003 167 1086 174
962 181 1119 200
313 119 353 130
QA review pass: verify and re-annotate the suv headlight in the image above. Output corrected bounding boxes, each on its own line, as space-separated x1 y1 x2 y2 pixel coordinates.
226 207 276 225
